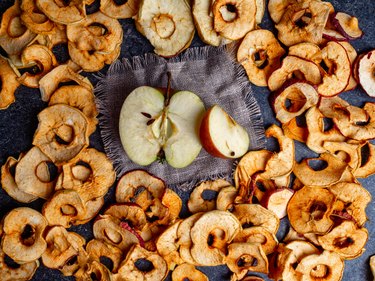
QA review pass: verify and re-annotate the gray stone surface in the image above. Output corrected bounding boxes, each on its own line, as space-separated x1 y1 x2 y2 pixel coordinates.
0 0 375 280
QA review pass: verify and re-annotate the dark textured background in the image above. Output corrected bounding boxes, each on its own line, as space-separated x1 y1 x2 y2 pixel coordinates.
0 0 374 280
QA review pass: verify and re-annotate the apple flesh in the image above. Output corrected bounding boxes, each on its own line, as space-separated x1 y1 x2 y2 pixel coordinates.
199 105 250 159
119 86 205 168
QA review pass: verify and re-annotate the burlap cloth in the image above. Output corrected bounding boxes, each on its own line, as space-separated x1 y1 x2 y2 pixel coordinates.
95 45 265 192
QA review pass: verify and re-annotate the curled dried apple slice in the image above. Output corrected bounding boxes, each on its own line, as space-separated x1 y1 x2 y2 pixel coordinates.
323 141 360 170
275 0 330 46
353 142 375 178
190 210 241 266
172 263 208 281
322 28 347 41
282 117 308 143
293 153 347 187
317 41 351 97
86 239 123 273
288 42 322 64
136 0 194 57
358 50 375 97
0 55 20 109
216 186 237 211
287 186 335 234
212 0 256 40
100 0 139 19
237 29 285 87
188 179 231 213
341 41 358 91
2 207 47 263
234 226 278 255
20 0 55 34
271 80 319 123
36 0 86 25
267 56 322 92
318 221 368 259
331 12 363 40
295 250 344 281
268 0 296 23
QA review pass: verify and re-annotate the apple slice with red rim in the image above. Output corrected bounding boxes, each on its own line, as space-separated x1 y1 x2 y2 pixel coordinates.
322 28 348 42
358 50 375 97
331 12 363 40
261 188 294 219
199 105 250 159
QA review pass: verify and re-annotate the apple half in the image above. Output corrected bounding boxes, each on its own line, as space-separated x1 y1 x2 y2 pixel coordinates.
119 86 205 168
199 105 250 159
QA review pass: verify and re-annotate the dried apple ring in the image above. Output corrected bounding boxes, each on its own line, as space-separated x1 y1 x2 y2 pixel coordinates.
190 210 241 266
67 11 122 54
234 226 278 255
42 226 86 269
86 239 123 273
0 1 37 56
75 196 105 225
104 204 147 231
14 146 56 199
293 153 348 187
75 260 112 281
36 0 86 25
136 0 195 57
100 0 139 19
275 0 330 46
39 64 93 102
318 221 368 259
288 42 322 65
268 56 322 92
287 186 335 234
59 249 89 277
33 104 90 164
216 186 237 211
232 204 280 235
354 142 375 178
42 189 87 228
18 44 57 88
323 141 361 170
268 0 296 23
237 29 285 87
1 155 38 203
0 247 39 281
212 0 256 40
188 179 231 213
172 263 208 281
20 0 55 34
0 56 20 110
295 250 344 281
115 244 168 281
2 207 47 263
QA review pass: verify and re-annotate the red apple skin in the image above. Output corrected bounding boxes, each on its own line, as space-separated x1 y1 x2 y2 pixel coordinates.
199 107 228 159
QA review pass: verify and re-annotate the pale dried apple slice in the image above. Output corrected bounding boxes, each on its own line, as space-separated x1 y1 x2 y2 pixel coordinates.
305 106 346 154
262 188 294 219
341 41 358 91
2 207 47 263
275 0 330 46
295 250 344 281
287 186 335 234
234 226 278 255
293 153 347 187
188 179 231 213
232 204 280 235
318 221 368 259
216 186 237 211
255 0 266 24
271 81 319 123
358 50 375 97
267 56 322 92
288 42 322 64
36 0 86 24
190 210 241 266
0 55 20 109
317 41 351 97
172 263 208 281
268 0 295 23
212 0 256 40
237 29 285 87
323 141 360 170
354 142 375 178
136 0 194 57
331 12 363 40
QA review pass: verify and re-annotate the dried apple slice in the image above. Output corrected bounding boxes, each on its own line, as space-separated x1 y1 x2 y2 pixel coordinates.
282 117 308 143
188 179 231 213
323 141 361 170
59 248 89 277
86 239 123 273
20 0 55 34
293 153 347 187
225 243 268 277
216 186 237 211
317 41 351 97
190 210 241 266
36 0 86 24
232 204 280 235
262 188 294 219
322 28 347 41
116 244 168 281
331 12 363 40
268 0 295 23
271 81 319 123
358 50 375 97
234 226 278 255
354 142 375 178
1 155 38 203
172 263 208 281
0 55 20 109
212 0 256 40
100 0 139 19
318 221 368 259
136 0 195 57
104 204 148 232
341 41 358 91
287 186 335 234
275 0 330 46
288 42 322 65
2 207 47 263
267 56 322 92
237 29 285 87
295 250 344 281
305 106 346 154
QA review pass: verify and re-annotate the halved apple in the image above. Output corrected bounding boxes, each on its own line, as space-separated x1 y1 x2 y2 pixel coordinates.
119 84 205 168
199 105 249 159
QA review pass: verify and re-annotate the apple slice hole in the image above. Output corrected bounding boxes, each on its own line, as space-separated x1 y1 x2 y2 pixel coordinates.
242 222 255 229
4 255 21 269
134 258 154 272
267 136 280 152
309 201 327 221
237 255 258 267
360 143 370 166
293 9 312 28
99 256 114 272
323 117 335 132
283 90 307 113
291 70 306 80
307 159 328 171
201 189 219 201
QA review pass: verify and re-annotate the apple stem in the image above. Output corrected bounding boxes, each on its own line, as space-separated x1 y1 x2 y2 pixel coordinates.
165 72 172 106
